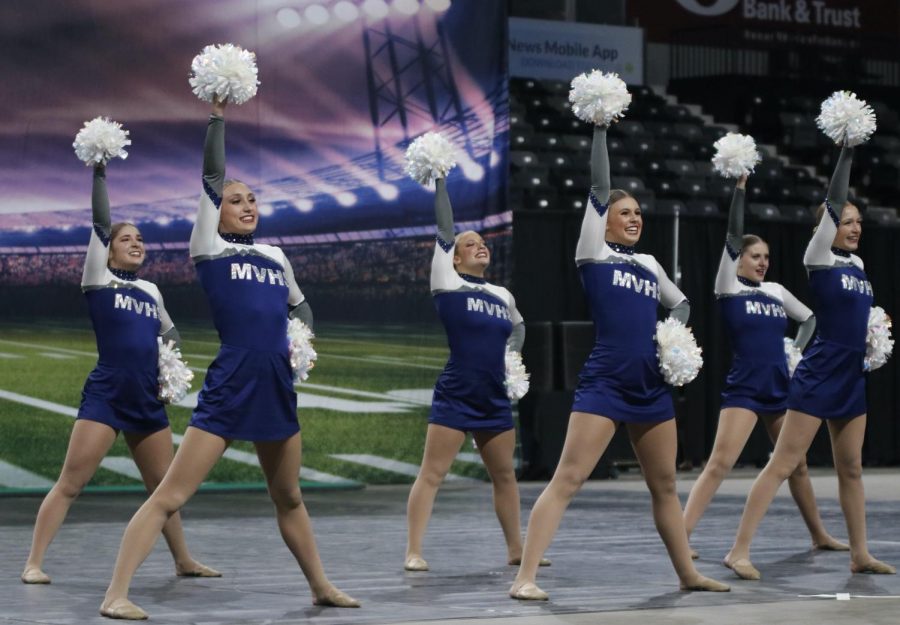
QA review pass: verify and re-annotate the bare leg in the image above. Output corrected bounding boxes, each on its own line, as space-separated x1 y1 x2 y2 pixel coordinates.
124 428 221 577
760 414 846 550
473 429 524 563
255 433 359 607
827 416 895 574
683 408 758 538
405 424 466 569
510 412 617 599
628 420 729 592
23 420 117 583
725 410 822 579
101 427 227 619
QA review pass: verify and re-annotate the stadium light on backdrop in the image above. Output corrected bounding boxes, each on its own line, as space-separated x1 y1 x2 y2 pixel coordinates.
335 191 358 207
424 0 451 11
304 4 330 25
276 7 302 28
376 183 399 201
362 0 389 19
393 0 420 16
334 1 360 22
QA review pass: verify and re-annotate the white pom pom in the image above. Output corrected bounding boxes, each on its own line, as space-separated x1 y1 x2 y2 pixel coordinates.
73 117 131 166
864 306 893 372
405 132 457 185
189 43 260 105
711 133 761 178
504 349 530 401
655 318 703 386
287 319 317 382
816 91 876 147
157 338 194 404
784 338 803 377
568 70 631 126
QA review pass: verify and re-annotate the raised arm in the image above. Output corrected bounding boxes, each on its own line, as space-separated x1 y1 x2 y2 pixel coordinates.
190 100 227 259
714 177 747 295
804 146 853 266
434 178 455 248
781 287 816 350
430 177 459 292
575 125 610 263
82 165 112 287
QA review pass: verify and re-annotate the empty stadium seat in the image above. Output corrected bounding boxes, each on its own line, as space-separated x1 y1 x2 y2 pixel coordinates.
748 203 781 220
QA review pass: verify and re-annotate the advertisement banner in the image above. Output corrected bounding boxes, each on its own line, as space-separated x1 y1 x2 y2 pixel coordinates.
629 0 900 45
509 17 644 83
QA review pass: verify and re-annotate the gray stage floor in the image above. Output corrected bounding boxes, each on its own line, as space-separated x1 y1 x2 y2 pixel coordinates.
3 469 899 625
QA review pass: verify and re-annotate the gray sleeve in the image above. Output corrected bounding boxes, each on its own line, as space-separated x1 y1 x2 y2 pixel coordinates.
793 315 816 351
203 115 226 201
725 186 745 258
667 299 690 325
434 178 455 247
160 325 182 350
507 322 525 353
82 166 112 287
826 146 854 213
91 165 111 242
289 300 314 331
589 125 610 204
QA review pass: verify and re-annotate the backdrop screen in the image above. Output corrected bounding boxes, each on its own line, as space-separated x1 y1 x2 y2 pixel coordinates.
0 0 510 490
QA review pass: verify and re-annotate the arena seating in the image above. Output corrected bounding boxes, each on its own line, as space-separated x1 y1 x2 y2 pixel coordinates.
509 78 900 225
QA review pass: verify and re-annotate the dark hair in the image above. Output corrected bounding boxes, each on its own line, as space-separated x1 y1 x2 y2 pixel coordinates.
109 222 139 241
740 234 765 255
608 188 633 206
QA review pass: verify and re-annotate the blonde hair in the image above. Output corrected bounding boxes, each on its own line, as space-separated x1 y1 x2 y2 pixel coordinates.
608 188 633 206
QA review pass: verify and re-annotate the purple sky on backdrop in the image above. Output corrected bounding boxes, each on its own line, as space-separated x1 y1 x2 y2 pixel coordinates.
0 0 496 218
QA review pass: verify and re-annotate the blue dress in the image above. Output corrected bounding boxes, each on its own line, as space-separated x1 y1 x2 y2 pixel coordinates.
571 194 687 423
716 244 814 415
429 238 522 432
788 201 872 420
79 228 171 433
188 115 308 441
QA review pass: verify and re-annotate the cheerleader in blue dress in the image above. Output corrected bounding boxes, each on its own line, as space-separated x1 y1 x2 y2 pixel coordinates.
404 174 540 572
100 99 357 620
725 144 895 580
22 163 217 585
510 125 729 600
683 174 846 554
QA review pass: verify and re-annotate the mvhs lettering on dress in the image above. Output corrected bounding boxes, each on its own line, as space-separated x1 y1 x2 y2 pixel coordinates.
230 262 286 285
466 297 510 320
841 275 873 296
113 293 159 318
744 301 787 318
612 269 659 300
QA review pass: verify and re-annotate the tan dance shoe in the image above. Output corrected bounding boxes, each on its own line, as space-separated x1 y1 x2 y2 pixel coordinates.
313 588 361 608
176 562 222 577
404 555 429 571
509 582 549 601
851 559 896 575
21 566 51 584
99 598 148 620
725 557 761 580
